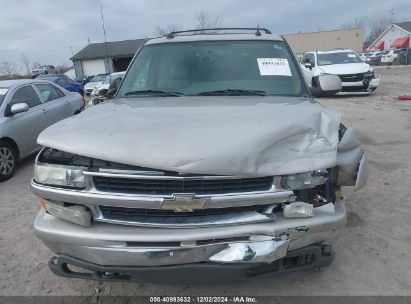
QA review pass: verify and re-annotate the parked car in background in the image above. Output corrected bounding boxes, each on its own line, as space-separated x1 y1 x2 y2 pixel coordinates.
30 65 57 78
0 79 84 181
381 48 408 65
358 52 368 61
38 75 84 96
32 28 367 283
397 48 411 65
91 72 125 97
76 75 94 86
90 72 125 106
84 74 108 95
301 49 380 94
366 51 386 65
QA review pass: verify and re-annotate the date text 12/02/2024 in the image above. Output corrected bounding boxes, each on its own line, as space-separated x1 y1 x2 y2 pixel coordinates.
149 296 258 303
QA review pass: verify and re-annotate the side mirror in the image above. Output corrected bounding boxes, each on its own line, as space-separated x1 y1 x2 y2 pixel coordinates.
311 75 342 96
304 62 312 69
10 103 29 115
106 77 122 97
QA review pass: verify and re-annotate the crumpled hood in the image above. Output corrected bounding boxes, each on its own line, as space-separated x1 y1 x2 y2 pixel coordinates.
319 62 371 75
38 96 341 176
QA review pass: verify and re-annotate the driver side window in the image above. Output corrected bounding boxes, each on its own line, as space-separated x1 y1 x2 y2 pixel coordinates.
10 85 41 109
56 78 68 87
34 84 60 102
307 54 316 66
302 53 315 66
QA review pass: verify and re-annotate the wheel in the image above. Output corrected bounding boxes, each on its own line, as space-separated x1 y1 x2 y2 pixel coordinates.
0 141 17 181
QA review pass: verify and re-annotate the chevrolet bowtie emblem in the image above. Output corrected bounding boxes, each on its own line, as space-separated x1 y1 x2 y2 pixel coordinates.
161 194 209 212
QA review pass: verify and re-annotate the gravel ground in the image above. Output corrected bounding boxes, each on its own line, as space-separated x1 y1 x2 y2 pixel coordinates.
1 66 410 296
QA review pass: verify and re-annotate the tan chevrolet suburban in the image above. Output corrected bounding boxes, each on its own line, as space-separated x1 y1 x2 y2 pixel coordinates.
31 28 367 283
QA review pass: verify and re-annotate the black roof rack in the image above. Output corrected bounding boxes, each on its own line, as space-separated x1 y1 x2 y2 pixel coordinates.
166 27 272 39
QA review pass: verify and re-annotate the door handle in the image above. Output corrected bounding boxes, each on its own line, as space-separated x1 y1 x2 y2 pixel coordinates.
42 109 49 114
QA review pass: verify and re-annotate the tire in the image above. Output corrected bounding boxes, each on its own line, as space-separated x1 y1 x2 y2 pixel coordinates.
0 141 17 182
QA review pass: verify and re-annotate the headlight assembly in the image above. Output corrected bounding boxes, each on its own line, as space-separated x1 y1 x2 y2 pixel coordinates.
34 162 86 188
38 198 92 226
364 70 374 78
281 170 328 190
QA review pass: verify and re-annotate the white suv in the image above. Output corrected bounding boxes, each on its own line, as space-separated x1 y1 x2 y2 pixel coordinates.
30 65 57 78
381 48 406 65
301 49 380 95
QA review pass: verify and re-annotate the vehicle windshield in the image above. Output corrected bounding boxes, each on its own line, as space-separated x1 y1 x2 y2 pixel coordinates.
91 75 107 82
317 52 363 66
103 75 111 85
118 40 305 97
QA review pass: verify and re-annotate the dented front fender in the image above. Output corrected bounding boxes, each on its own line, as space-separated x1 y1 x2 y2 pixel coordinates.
336 125 367 189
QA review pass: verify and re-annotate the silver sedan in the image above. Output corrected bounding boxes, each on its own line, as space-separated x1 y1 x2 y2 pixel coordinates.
0 79 84 181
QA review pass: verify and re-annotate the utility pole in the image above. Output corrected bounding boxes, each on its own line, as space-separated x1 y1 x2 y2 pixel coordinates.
100 0 111 74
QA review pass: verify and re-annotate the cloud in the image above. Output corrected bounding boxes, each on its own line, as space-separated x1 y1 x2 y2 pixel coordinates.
0 0 410 69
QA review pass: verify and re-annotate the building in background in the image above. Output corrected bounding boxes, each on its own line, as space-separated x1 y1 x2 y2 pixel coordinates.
283 28 364 57
367 22 411 51
71 39 147 78
63 68 76 80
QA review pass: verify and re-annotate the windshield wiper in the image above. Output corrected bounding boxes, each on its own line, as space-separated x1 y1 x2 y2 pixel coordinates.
125 89 184 97
196 89 266 96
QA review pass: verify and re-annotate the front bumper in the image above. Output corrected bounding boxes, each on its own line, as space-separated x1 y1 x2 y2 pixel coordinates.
84 87 95 95
381 58 395 64
49 244 334 283
34 199 346 281
336 76 380 94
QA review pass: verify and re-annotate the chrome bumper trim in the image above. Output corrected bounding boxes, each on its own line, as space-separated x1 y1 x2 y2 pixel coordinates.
208 236 289 263
31 179 296 210
77 236 290 266
92 208 277 228
84 171 242 180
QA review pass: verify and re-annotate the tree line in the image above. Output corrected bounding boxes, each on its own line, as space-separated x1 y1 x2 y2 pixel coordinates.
342 14 399 48
0 53 72 79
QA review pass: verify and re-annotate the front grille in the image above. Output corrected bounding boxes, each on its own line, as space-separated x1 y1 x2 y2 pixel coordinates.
93 176 273 195
341 86 366 92
339 73 364 82
100 204 270 219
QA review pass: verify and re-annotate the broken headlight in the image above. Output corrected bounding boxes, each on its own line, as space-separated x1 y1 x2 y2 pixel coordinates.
34 162 86 188
281 170 328 190
39 199 92 226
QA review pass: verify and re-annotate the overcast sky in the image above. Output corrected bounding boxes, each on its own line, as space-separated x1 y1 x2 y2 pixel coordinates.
1 0 410 70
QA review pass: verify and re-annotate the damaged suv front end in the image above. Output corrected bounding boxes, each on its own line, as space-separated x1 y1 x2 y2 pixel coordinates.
31 29 367 283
